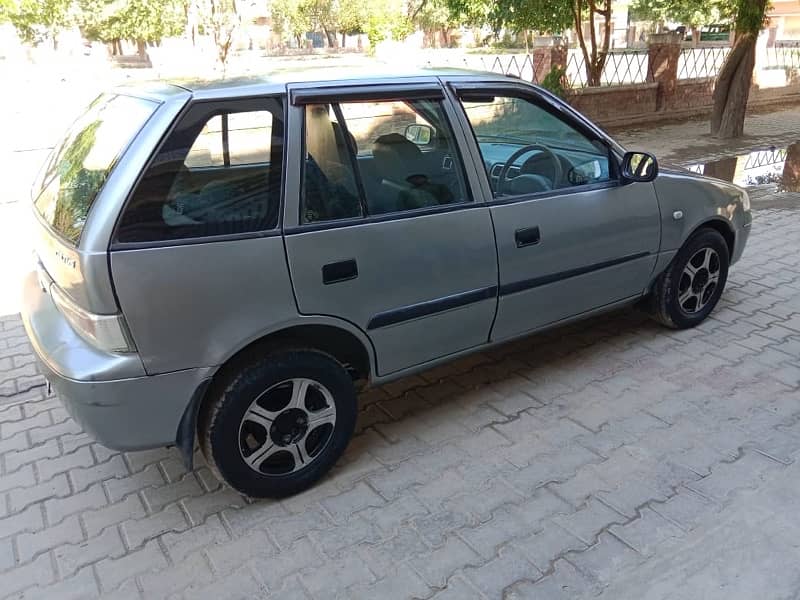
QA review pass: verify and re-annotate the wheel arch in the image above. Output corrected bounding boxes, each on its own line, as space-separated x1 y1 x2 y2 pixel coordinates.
175 317 375 469
646 216 735 296
690 217 735 259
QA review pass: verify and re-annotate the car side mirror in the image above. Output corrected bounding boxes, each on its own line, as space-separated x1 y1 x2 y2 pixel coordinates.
621 151 658 183
404 123 434 146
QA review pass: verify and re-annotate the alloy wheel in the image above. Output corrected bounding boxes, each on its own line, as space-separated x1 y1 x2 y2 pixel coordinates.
677 247 721 314
238 378 337 475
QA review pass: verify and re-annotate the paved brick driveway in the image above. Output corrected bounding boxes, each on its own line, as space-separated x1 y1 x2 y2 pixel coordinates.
0 202 799 599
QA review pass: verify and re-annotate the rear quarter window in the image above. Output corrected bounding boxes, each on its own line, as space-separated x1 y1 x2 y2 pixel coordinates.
116 97 284 244
34 94 158 245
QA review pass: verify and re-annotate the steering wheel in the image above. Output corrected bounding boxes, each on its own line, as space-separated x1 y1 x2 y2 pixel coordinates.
497 144 563 195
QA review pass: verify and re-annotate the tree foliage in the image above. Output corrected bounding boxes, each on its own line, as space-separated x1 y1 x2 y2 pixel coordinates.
79 0 184 47
446 0 572 33
630 0 733 28
7 0 72 47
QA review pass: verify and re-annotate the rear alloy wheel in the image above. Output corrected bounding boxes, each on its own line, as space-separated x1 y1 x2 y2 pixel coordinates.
651 228 730 329
199 350 357 498
239 378 337 476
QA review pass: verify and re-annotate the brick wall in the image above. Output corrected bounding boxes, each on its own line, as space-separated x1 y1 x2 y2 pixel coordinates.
567 84 658 126
567 79 800 128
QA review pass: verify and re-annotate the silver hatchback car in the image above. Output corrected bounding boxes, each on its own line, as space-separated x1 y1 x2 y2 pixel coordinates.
22 68 751 498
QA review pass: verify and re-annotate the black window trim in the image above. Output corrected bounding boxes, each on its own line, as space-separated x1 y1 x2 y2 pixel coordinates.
291 83 444 105
110 94 288 250
330 102 369 218
295 87 478 231
450 81 624 205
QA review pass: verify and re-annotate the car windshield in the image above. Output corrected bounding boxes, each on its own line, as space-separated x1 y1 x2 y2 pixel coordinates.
34 93 157 245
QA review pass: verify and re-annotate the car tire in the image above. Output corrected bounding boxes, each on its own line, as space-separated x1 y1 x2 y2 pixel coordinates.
198 349 357 499
651 228 730 329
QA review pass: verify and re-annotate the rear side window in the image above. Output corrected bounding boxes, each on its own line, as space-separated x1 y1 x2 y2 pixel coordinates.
34 93 157 245
116 97 284 244
301 97 471 224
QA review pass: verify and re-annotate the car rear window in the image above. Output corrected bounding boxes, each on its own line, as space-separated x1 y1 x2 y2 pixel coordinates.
33 93 158 245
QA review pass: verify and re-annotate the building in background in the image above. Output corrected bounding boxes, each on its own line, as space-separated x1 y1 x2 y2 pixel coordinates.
768 0 800 41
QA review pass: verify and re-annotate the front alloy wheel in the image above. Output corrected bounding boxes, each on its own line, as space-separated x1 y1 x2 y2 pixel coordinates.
650 227 730 329
676 247 722 315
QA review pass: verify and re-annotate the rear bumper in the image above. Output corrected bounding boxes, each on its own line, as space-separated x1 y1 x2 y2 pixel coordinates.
21 271 212 451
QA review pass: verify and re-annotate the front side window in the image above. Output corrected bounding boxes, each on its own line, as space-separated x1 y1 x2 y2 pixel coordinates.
117 98 283 243
459 93 612 197
301 97 470 224
34 93 157 245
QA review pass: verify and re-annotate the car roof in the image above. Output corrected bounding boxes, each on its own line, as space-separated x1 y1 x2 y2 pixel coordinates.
113 65 516 101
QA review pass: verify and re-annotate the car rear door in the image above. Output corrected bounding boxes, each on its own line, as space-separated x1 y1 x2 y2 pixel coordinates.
447 79 661 342
282 80 498 376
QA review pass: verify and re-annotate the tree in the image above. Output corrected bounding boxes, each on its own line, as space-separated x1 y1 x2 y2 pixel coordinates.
271 0 311 47
711 0 769 138
362 0 413 47
572 0 613 86
445 0 612 86
79 0 184 56
337 1 368 46
417 0 460 47
302 0 339 47
204 0 240 70
630 0 733 45
7 0 72 49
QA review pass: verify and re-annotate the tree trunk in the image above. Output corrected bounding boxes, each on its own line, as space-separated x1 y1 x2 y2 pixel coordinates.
711 33 757 138
574 0 611 87
136 39 147 57
782 142 800 192
52 35 58 51
323 28 337 48
341 32 346 47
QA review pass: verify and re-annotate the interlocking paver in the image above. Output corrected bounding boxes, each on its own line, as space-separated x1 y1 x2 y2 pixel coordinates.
16 514 83 562
0 503 44 539
104 463 165 503
68 454 128 492
410 535 481 587
160 514 231 564
0 553 54 597
120 502 190 549
36 446 94 482
54 524 126 577
95 539 168 592
14 565 99 600
464 543 541 597
44 481 107 526
83 493 146 538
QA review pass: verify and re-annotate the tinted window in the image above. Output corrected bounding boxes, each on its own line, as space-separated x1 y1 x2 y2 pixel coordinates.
460 93 611 197
301 97 470 224
117 98 283 243
34 94 157 245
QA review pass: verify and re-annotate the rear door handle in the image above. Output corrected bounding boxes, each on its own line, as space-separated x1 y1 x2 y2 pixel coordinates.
515 226 541 248
322 259 358 284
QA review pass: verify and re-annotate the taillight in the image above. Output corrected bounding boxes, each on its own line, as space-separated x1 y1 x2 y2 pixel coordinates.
49 283 136 354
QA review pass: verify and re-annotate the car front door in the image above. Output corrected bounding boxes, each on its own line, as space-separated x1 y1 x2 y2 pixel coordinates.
449 81 661 342
283 81 499 376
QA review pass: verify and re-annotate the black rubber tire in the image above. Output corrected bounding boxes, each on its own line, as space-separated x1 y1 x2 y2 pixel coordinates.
198 349 357 499
651 228 730 329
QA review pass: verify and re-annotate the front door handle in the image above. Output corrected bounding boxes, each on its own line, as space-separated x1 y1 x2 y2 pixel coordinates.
515 226 541 248
322 259 358 284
